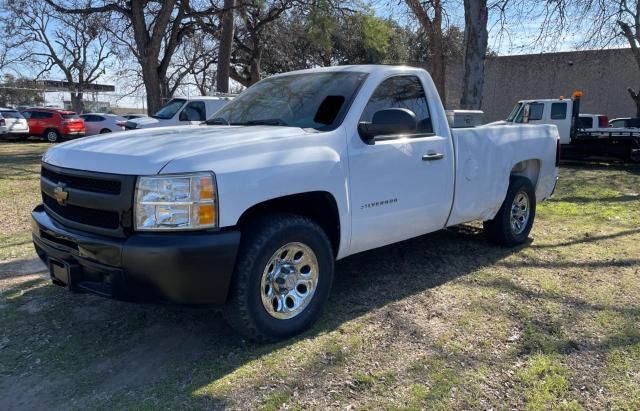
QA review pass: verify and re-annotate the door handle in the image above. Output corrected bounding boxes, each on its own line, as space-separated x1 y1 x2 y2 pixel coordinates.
422 152 444 161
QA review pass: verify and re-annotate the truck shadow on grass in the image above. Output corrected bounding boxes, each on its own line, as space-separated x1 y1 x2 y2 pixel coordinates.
0 224 522 408
3 224 638 408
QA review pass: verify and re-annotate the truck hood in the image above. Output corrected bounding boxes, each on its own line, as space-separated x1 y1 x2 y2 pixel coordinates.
43 125 314 175
126 116 164 129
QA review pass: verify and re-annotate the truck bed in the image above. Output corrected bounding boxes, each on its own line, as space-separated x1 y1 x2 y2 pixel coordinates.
447 124 559 227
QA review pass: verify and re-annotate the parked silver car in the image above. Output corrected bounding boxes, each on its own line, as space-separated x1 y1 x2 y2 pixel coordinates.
80 113 126 136
0 108 30 139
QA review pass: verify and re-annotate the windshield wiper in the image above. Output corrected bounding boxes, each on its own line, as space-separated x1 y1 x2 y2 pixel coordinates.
205 117 230 125
242 118 288 126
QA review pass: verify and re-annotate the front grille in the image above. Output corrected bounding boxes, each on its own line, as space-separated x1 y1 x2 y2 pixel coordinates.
42 167 121 194
41 163 136 237
40 230 79 251
44 195 120 229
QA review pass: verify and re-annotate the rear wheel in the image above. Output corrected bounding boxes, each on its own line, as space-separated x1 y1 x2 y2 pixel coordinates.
223 214 334 342
44 129 60 143
100 128 111 134
484 176 536 246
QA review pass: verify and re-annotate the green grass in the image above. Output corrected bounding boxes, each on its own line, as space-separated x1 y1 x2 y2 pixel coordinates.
1 142 639 409
260 391 292 411
604 344 640 410
517 354 579 411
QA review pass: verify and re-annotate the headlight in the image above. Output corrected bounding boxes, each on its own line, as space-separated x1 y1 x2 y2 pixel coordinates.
134 173 218 231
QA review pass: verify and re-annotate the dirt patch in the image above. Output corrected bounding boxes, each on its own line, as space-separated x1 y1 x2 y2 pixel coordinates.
0 257 47 279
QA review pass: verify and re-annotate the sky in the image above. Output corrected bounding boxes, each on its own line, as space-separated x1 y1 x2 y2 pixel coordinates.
26 1 625 111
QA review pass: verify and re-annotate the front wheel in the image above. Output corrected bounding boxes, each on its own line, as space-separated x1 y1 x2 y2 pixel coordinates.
483 176 536 246
223 214 334 341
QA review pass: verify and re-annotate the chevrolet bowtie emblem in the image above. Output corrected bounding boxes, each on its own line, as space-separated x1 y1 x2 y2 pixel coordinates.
53 184 69 205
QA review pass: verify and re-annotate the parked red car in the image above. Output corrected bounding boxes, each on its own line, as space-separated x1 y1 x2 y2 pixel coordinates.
20 108 85 142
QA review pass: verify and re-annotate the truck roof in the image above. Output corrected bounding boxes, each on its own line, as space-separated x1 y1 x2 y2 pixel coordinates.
517 99 568 103
171 96 233 101
272 64 428 77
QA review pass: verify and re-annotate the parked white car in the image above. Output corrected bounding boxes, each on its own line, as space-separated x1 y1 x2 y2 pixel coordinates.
33 65 559 341
80 113 126 136
0 107 29 139
609 117 640 128
124 96 232 130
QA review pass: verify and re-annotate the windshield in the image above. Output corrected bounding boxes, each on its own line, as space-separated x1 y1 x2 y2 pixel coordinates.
153 99 186 119
506 102 523 122
209 71 368 131
62 114 80 119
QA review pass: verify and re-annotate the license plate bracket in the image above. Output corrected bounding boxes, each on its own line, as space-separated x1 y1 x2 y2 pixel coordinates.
49 258 72 287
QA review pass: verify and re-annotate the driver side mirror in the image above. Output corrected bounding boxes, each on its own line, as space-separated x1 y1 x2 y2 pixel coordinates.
358 108 417 143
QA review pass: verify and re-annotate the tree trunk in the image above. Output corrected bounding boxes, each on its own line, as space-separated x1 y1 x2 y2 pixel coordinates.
217 0 236 93
404 0 446 103
70 92 84 113
460 0 488 110
428 27 446 102
142 64 163 114
628 88 640 117
249 47 262 85
619 21 640 117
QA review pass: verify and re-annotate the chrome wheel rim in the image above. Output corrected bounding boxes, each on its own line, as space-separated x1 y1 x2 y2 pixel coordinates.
47 131 57 142
260 242 319 320
510 191 530 235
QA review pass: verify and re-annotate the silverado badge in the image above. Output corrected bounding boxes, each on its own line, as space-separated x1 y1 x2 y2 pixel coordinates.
53 184 69 205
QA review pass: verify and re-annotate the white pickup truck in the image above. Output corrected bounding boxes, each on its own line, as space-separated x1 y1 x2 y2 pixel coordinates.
32 65 559 340
124 96 233 130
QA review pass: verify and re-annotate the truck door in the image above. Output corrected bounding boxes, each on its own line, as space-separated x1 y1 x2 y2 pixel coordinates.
207 100 227 118
178 101 207 125
347 74 455 254
516 101 572 144
547 102 571 144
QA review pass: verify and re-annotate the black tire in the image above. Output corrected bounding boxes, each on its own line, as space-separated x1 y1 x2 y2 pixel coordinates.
44 129 60 143
100 128 112 134
223 214 334 342
483 176 536 246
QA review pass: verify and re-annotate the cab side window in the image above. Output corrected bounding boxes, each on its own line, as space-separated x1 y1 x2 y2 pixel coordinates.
181 101 206 121
550 103 567 120
516 103 544 123
360 75 433 134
